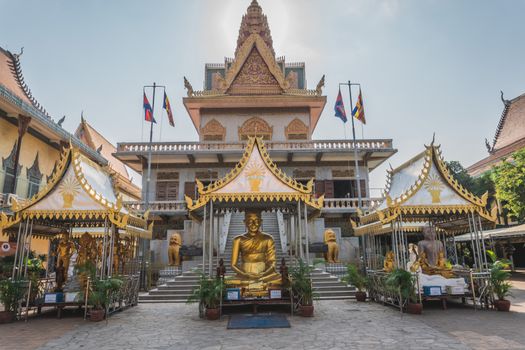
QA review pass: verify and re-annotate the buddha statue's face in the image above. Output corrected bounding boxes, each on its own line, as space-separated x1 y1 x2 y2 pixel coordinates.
423 227 435 241
245 213 261 236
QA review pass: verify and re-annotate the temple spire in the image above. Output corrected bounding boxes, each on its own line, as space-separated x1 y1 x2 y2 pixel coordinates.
236 0 275 57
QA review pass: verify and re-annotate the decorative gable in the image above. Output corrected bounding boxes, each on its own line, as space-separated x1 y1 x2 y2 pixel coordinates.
228 47 282 95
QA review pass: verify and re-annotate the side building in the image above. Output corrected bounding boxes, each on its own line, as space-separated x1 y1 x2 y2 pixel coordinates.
468 91 525 177
114 0 396 248
0 46 141 256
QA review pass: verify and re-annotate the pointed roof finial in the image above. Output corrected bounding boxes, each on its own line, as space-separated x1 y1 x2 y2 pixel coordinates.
236 0 275 57
431 132 436 145
81 110 86 123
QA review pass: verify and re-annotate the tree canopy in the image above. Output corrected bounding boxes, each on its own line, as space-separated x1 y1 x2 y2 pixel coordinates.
491 147 525 222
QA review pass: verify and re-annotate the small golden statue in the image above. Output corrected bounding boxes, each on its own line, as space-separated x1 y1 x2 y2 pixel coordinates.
418 251 455 278
383 251 395 272
56 234 74 281
77 232 96 266
112 234 121 274
228 210 281 296
168 232 182 266
323 229 339 263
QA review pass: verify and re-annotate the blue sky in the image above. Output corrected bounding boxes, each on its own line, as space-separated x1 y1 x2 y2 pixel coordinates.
1 0 524 193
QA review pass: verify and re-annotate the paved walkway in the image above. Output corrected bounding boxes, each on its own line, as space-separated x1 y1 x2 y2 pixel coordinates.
1 275 524 350
37 301 468 350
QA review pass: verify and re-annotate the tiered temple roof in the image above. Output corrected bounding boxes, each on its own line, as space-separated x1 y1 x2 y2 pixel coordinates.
182 0 326 134
468 91 525 176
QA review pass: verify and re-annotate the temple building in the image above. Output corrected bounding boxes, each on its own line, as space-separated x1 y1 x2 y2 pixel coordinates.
115 0 396 246
468 91 525 177
0 46 140 256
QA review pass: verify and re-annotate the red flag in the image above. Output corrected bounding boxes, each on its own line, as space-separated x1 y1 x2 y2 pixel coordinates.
143 92 155 123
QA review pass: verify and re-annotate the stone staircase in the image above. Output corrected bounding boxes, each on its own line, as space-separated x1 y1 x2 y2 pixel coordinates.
139 211 355 303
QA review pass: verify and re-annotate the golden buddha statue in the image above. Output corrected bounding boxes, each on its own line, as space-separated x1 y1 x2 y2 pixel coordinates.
383 251 395 272
228 210 281 296
56 234 74 281
323 229 339 263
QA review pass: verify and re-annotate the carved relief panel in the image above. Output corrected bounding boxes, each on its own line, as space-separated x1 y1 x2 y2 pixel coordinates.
201 119 226 141
238 117 273 141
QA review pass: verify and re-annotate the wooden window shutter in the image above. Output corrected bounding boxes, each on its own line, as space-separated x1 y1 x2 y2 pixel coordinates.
324 180 334 198
184 181 196 199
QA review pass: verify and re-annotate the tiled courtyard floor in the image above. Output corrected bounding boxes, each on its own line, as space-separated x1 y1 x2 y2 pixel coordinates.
1 276 525 350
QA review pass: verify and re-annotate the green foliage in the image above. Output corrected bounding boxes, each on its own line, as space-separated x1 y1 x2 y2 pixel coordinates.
0 279 25 312
187 273 224 309
385 268 417 303
290 259 318 306
486 250 513 300
342 264 368 292
74 261 97 280
87 277 124 310
491 148 525 222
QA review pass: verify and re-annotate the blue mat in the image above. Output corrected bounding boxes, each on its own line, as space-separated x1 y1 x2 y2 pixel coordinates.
227 314 291 329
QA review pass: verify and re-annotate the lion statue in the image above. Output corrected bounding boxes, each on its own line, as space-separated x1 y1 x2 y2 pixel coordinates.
168 232 183 266
323 229 339 263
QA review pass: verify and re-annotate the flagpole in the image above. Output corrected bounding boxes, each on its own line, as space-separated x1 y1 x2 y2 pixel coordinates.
347 81 363 210
145 81 156 212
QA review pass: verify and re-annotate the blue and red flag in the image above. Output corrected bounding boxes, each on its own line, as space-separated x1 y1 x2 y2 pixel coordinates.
143 92 155 123
163 92 174 127
334 88 347 123
352 88 366 124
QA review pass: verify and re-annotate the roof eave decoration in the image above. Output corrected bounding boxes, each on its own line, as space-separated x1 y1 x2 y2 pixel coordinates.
1 145 148 231
185 137 323 212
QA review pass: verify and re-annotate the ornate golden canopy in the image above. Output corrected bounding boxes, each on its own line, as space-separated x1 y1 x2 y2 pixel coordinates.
0 145 152 239
185 137 323 216
354 139 497 236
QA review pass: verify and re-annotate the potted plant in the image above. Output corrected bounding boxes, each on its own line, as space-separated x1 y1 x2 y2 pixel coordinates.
386 268 421 314
87 277 123 322
342 264 368 302
290 259 318 317
487 250 512 311
187 273 224 320
0 278 24 323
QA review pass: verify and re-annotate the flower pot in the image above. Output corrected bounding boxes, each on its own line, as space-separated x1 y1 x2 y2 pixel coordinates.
355 291 367 302
407 303 423 315
0 311 16 323
494 299 511 312
205 307 220 320
90 309 106 322
300 305 314 317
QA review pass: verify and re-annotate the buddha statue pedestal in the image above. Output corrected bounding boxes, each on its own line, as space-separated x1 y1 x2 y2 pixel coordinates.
226 210 282 298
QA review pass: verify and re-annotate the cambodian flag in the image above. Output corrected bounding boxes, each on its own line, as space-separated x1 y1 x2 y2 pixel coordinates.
334 88 347 123
143 92 155 123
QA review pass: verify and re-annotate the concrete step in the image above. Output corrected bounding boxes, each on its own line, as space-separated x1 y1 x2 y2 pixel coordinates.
150 289 196 295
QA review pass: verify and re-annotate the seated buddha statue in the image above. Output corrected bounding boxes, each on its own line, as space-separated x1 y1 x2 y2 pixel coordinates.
417 226 455 278
228 210 281 296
